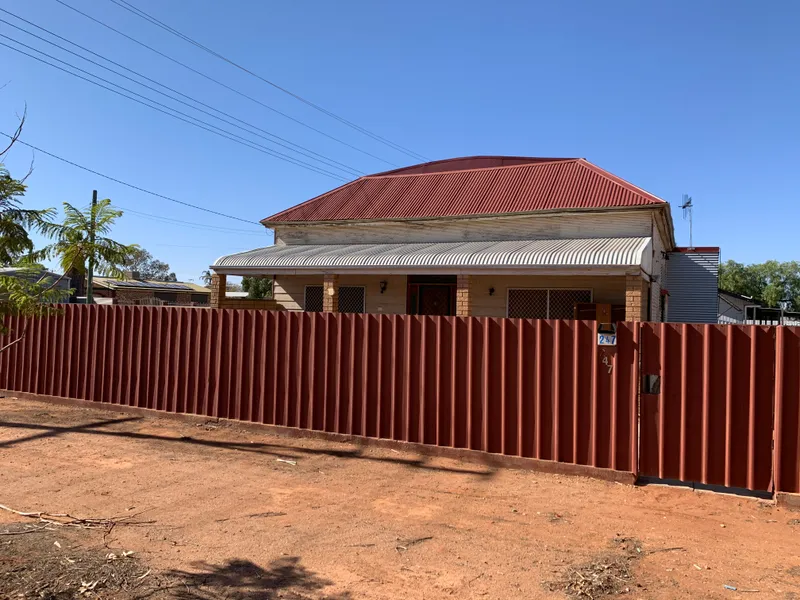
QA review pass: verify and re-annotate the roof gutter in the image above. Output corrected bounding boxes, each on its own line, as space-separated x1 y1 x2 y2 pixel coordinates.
211 265 642 277
260 203 667 228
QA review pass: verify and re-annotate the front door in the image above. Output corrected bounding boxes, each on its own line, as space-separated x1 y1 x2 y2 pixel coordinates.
418 285 453 315
406 275 457 316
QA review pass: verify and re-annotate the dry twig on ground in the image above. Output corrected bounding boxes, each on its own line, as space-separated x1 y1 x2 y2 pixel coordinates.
0 503 153 530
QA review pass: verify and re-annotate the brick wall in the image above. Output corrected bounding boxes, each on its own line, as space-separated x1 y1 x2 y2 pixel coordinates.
218 298 285 310
210 274 226 308
175 292 192 305
322 274 339 312
625 275 648 321
115 289 154 305
456 274 472 317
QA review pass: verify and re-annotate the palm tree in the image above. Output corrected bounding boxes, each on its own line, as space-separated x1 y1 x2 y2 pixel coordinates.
46 198 138 303
200 270 213 286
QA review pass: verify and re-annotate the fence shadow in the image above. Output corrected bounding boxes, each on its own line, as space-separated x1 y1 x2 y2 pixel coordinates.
147 557 351 600
0 417 497 478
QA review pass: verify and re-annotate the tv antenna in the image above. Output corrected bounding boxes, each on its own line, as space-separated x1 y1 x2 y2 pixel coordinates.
680 194 693 249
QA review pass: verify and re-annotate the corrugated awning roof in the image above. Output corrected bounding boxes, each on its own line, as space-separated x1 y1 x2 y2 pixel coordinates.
213 237 652 274
264 158 666 224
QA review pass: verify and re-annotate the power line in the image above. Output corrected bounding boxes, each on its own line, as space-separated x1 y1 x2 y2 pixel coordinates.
0 9 364 178
0 131 259 225
116 206 267 235
0 35 350 181
53 0 403 168
108 0 429 162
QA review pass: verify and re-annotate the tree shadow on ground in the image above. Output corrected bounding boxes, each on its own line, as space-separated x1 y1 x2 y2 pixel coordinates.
0 417 497 478
150 557 352 600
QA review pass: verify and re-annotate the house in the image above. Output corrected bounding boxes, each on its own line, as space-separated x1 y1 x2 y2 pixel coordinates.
663 247 721 324
93 272 211 306
0 266 71 302
718 289 800 325
718 289 760 324
210 156 719 322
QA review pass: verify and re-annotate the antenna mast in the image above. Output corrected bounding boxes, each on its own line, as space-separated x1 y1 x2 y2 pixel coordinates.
680 195 693 249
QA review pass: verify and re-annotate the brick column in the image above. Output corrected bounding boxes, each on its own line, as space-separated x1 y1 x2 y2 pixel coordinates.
322 274 339 313
210 273 226 309
175 291 192 305
625 275 648 322
456 274 472 317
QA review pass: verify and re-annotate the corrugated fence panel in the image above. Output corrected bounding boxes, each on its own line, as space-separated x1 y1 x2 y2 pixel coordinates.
775 327 800 493
639 322 775 491
0 305 639 475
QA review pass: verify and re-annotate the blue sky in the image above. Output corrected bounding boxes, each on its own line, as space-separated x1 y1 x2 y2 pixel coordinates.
1 0 798 282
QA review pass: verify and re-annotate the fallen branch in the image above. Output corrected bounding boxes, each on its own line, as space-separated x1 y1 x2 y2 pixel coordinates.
648 546 685 555
395 535 433 552
0 524 52 536
0 503 153 530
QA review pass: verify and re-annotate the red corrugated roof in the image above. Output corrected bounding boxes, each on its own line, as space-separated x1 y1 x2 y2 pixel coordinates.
264 157 666 223
369 156 573 176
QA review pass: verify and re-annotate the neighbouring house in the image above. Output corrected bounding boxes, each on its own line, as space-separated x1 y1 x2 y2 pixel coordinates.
0 266 71 302
718 289 761 324
92 271 211 306
718 289 800 325
662 247 721 324
210 156 720 322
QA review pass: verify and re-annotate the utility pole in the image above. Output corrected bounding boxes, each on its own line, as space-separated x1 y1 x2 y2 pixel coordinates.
86 190 97 304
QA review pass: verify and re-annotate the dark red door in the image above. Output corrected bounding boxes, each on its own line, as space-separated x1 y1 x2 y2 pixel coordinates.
418 285 453 315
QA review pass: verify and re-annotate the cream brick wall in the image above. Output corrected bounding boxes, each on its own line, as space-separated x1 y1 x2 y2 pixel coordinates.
273 274 407 314
466 275 627 318
322 274 339 312
274 273 627 316
625 275 648 321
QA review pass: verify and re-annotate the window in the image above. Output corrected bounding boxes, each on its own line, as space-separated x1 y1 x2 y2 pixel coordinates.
304 286 323 312
338 286 365 314
507 289 548 319
507 288 592 319
303 285 365 313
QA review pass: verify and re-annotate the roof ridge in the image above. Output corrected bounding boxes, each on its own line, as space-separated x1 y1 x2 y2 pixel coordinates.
367 155 577 177
364 158 581 180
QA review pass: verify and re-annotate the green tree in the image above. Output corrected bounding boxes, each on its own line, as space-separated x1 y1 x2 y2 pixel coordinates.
0 118 69 348
0 121 57 265
242 276 272 299
45 199 138 303
123 247 177 281
719 259 800 310
200 270 213 286
0 265 71 346
718 261 763 300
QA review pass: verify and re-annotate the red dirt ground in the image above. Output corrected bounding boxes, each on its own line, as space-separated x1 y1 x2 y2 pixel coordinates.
1 396 799 599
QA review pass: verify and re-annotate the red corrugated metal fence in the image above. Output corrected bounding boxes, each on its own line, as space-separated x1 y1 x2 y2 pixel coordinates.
4 305 800 494
775 327 800 494
639 323 775 492
0 305 639 472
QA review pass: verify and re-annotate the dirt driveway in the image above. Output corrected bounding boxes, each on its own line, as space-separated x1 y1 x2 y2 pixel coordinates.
1 396 799 599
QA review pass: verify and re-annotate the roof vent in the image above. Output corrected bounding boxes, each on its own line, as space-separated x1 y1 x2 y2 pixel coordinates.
123 270 141 281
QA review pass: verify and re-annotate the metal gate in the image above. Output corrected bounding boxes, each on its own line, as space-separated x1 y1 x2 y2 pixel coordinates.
638 323 775 492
